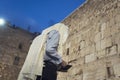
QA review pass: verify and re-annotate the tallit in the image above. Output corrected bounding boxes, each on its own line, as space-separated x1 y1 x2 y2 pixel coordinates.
17 23 69 80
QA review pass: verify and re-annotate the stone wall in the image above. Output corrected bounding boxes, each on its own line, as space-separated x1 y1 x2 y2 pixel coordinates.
0 26 34 80
59 0 120 80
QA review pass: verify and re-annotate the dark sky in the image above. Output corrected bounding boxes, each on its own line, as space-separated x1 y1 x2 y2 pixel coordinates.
0 0 85 33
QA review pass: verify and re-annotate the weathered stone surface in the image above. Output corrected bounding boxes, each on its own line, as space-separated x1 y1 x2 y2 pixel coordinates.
85 54 97 63
96 41 101 52
94 32 101 43
97 49 106 59
101 37 112 50
106 45 118 56
0 26 33 80
60 0 120 80
113 64 120 78
0 0 120 79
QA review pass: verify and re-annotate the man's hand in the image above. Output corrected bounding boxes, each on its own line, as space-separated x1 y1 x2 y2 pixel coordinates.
61 60 67 67
58 60 72 72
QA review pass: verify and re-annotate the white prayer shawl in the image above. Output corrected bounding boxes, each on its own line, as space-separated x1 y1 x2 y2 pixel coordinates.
17 23 69 80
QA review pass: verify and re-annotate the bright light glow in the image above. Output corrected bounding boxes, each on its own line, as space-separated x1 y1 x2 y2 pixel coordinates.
0 18 5 26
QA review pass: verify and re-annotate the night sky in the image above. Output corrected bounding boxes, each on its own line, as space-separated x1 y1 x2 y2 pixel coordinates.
0 0 85 33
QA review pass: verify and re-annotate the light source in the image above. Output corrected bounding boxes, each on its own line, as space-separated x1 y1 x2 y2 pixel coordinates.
0 18 5 26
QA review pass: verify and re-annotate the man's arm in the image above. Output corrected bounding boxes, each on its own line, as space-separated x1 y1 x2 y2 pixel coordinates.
45 30 65 65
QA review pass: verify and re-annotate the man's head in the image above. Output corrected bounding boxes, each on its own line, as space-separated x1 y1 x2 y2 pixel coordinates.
47 30 59 39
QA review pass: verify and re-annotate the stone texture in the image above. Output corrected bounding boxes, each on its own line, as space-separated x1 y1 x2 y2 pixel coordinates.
0 25 34 80
113 64 120 78
60 0 120 80
106 45 118 56
0 0 120 80
85 54 97 63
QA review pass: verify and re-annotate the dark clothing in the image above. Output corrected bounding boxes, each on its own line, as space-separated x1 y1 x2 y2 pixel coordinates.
36 61 57 80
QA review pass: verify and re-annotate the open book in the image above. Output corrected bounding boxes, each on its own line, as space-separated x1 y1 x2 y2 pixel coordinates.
57 65 72 72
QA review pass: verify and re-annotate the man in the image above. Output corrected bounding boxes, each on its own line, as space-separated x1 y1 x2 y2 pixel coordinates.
36 30 67 80
17 23 69 80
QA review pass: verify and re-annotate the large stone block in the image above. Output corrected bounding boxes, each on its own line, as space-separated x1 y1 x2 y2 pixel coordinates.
95 68 106 80
110 14 120 35
68 65 82 76
97 49 106 59
113 64 120 78
74 75 83 80
83 71 95 80
111 26 120 36
80 40 86 49
95 41 101 51
80 48 87 57
85 46 91 55
89 44 96 54
85 53 97 63
101 37 112 50
68 57 84 66
66 76 74 80
112 32 120 45
106 45 118 56
101 22 111 39
94 32 101 43
2 55 13 65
